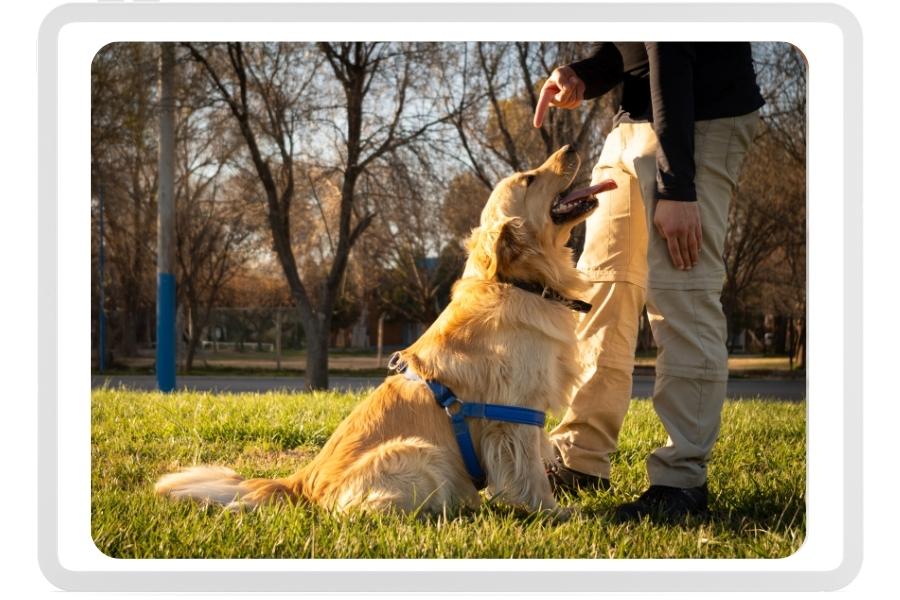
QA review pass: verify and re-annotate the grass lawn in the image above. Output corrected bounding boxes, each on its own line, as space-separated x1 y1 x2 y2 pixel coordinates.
92 388 805 559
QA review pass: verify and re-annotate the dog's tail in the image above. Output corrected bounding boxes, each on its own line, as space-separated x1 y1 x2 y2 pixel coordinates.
155 466 304 510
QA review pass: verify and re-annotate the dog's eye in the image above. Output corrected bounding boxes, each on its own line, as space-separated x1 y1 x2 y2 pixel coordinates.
524 174 536 187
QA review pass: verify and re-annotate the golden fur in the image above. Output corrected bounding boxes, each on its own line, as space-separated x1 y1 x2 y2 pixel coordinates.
156 146 596 516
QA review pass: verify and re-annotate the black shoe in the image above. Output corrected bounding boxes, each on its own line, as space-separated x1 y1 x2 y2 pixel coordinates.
613 483 709 523
546 456 611 494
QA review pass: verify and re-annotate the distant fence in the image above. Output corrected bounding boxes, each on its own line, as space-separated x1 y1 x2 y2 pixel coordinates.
200 340 275 352
91 305 424 370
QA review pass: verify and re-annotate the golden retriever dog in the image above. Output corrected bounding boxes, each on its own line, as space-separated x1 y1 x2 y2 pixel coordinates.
156 146 615 517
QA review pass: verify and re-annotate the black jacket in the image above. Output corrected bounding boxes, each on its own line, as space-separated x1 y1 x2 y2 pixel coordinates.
568 42 764 201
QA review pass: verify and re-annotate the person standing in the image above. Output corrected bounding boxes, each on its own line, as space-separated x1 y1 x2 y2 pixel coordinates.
533 42 763 521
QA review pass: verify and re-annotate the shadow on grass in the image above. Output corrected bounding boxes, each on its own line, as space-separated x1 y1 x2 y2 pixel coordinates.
566 486 805 536
709 489 806 535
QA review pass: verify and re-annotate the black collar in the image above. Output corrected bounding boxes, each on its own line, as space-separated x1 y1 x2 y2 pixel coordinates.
502 278 592 313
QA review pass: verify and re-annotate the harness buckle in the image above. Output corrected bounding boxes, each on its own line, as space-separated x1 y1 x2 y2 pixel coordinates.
387 352 406 372
443 397 463 418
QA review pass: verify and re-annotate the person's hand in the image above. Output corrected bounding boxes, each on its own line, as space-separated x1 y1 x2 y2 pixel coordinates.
533 66 585 128
653 200 702 271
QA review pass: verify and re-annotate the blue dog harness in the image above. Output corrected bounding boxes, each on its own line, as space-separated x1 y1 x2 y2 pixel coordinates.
389 354 546 489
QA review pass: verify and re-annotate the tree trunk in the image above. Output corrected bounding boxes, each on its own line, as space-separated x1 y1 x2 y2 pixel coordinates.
185 328 200 372
175 305 186 371
121 308 138 357
305 316 330 390
795 316 807 371
376 312 385 367
274 309 282 371
773 314 788 355
725 314 736 354
183 304 201 372
787 317 794 370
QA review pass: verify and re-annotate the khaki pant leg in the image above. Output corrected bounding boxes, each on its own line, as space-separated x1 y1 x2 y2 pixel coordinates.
551 281 645 478
645 290 729 487
551 124 652 478
644 112 761 488
578 125 651 288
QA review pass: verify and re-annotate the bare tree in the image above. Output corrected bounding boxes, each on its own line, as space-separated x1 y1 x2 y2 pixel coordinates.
722 42 806 364
756 43 807 367
722 132 784 349
437 42 616 257
174 172 251 370
173 58 258 371
186 42 453 388
92 43 159 358
442 42 614 188
356 43 617 329
361 152 461 325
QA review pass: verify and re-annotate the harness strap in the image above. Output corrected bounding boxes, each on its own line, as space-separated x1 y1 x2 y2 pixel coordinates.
457 401 546 427
431 381 487 488
395 357 546 489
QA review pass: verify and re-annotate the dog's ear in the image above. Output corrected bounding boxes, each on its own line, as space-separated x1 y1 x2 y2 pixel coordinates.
467 217 526 279
495 217 528 276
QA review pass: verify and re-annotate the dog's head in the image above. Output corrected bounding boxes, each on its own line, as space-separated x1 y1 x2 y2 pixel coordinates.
464 146 616 294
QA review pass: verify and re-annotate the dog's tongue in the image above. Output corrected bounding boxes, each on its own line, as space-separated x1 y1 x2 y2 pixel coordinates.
559 179 618 204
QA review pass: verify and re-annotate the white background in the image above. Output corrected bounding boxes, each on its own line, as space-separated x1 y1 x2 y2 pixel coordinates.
3 0 893 598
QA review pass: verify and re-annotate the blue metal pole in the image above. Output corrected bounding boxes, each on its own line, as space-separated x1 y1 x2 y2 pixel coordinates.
156 43 176 392
156 273 176 391
98 185 106 372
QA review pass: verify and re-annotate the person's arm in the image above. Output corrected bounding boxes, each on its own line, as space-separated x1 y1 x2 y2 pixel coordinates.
533 43 624 128
645 42 702 270
567 43 625 100
646 42 697 202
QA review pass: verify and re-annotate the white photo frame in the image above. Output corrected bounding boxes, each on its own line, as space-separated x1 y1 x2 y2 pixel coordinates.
39 1 861 592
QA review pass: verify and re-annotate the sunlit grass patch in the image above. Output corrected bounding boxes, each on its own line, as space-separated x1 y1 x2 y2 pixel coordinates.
91 388 805 559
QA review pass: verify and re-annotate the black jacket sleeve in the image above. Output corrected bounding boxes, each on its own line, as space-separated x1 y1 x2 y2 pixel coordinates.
567 43 625 100
646 42 697 201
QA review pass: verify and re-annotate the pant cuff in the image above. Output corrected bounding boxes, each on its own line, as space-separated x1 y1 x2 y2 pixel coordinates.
647 468 707 489
655 363 729 382
553 440 610 479
578 266 648 288
647 276 727 291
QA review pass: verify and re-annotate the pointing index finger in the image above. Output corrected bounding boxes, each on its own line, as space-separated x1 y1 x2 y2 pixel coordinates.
533 83 558 128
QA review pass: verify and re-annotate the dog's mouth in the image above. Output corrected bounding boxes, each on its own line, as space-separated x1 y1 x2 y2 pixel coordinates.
550 179 617 224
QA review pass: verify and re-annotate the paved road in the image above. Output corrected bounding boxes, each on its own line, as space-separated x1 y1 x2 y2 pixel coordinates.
92 374 805 401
